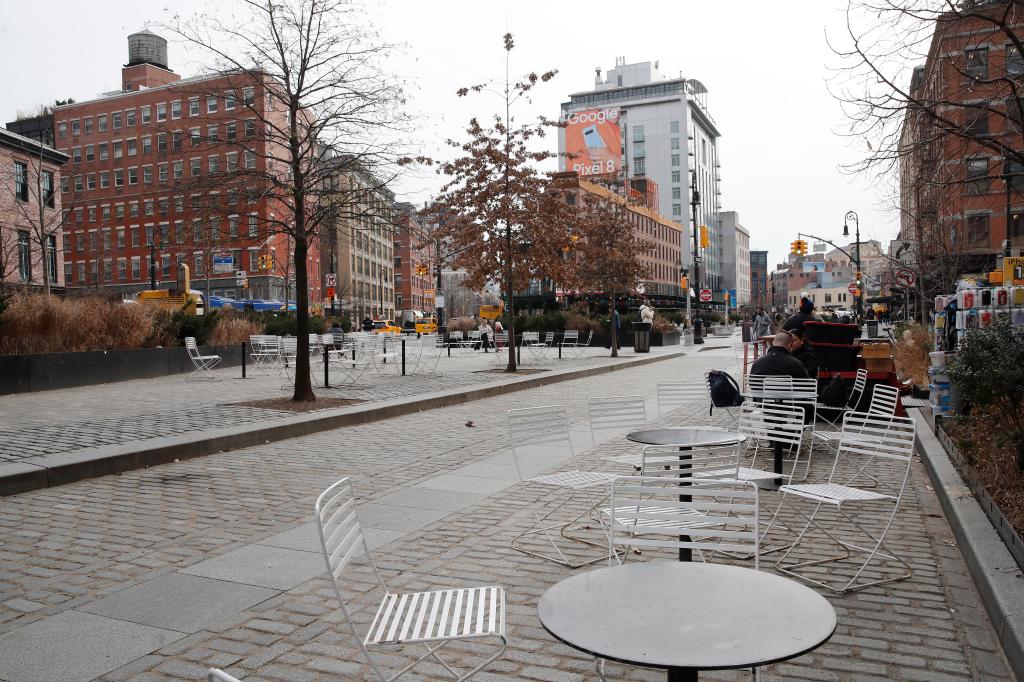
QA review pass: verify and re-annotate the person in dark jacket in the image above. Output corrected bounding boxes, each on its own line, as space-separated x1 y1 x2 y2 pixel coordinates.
361 316 374 332
788 328 818 378
783 295 819 333
750 331 809 379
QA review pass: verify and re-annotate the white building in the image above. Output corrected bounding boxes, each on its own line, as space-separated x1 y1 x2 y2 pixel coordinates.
717 211 750 308
558 58 724 299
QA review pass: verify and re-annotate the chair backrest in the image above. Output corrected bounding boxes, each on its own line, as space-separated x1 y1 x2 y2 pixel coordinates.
608 476 760 566
521 331 539 343
580 330 593 345
791 377 819 397
321 334 334 347
543 331 557 344
185 337 201 359
738 402 804 453
493 332 509 344
747 374 793 392
588 395 648 445
848 368 868 408
314 478 388 680
832 412 916 491
449 330 464 341
867 384 900 416
562 330 579 344
640 444 739 479
507 405 574 481
280 337 298 356
656 381 708 417
468 330 481 340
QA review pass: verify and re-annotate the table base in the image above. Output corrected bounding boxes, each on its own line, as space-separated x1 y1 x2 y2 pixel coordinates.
668 667 697 681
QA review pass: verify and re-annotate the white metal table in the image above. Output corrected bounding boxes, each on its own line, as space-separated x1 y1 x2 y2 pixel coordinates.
537 561 836 681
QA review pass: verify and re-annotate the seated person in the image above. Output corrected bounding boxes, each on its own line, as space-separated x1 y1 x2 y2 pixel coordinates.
750 331 809 379
788 328 818 378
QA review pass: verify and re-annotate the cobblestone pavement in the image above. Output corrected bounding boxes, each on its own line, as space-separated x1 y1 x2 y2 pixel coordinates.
0 344 659 463
0 342 1013 681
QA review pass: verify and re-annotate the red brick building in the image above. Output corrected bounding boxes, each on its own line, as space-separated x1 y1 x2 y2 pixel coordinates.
900 4 1024 287
51 30 318 302
0 128 68 288
392 203 435 316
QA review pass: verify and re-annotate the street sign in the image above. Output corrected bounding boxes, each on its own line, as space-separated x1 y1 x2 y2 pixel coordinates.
435 294 445 309
699 289 712 303
213 254 234 274
235 270 247 288
895 269 916 288
890 240 915 267
325 273 337 287
813 242 827 253
847 282 859 295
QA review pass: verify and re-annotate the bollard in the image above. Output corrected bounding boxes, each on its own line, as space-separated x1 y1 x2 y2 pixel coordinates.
558 335 562 360
517 336 521 365
323 346 329 387
241 341 247 378
401 339 406 376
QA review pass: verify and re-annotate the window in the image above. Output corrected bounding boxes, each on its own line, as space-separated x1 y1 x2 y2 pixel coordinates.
248 214 258 237
243 86 255 105
87 174 96 190
672 204 681 216
226 121 237 140
671 154 680 167
208 155 220 173
116 204 125 219
142 136 152 154
191 194 202 210
131 225 140 247
143 165 152 184
65 262 73 284
84 117 94 135
225 90 236 110
116 228 125 247
207 95 218 113
671 170 681 183
245 119 256 137
190 127 200 146
74 175 83 192
160 222 169 243
84 144 94 161
175 220 185 244
144 199 154 216
171 100 181 119
99 171 110 188
99 143 109 161
207 125 218 142
127 138 137 156
114 169 124 187
156 103 167 122
229 215 239 238
162 254 171 277
967 214 990 246
193 254 204 276
88 230 97 250
227 188 239 205
17 231 31 280
113 140 122 159
632 125 645 142
145 224 154 246
671 138 680 150
634 158 645 174
72 147 81 163
97 114 107 132
188 97 200 116
633 142 645 158
130 201 139 217
672 187 681 200
141 105 151 124
102 205 111 221
126 109 136 127
174 196 184 213
112 111 122 130
61 175 69 193
965 47 989 80
966 108 989 136
1007 158 1024 192
159 197 169 216
13 162 28 202
191 158 201 176
117 258 126 280
670 120 680 134
172 131 183 150
58 121 67 139
71 119 80 136
173 160 184 180
157 133 167 152
966 157 989 194
244 151 256 169
158 163 168 182
131 257 141 280
226 151 238 171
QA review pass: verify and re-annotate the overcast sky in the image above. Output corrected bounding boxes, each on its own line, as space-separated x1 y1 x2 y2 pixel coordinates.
0 0 899 269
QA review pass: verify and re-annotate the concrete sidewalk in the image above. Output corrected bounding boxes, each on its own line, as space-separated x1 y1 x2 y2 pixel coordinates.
0 341 1011 681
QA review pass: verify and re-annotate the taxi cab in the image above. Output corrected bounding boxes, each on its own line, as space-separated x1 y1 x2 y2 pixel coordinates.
372 319 402 334
415 317 438 334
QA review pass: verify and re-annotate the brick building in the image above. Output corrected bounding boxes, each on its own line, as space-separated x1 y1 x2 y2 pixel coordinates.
47 30 316 302
749 249 768 308
900 4 1024 290
392 203 435 317
0 128 68 288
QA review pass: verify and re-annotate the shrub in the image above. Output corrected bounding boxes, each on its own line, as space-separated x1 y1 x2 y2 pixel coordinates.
652 314 677 333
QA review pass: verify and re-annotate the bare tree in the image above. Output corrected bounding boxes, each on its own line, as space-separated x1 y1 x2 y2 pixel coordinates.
420 33 576 372
165 0 408 401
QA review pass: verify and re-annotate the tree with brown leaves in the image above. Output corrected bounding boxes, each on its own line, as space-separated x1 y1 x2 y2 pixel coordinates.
426 33 577 372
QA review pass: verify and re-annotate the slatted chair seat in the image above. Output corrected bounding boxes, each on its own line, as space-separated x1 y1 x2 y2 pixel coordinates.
528 470 617 489
778 482 893 504
601 504 707 532
366 586 505 646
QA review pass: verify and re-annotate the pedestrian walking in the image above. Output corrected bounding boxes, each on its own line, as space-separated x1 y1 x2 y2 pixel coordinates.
752 307 772 339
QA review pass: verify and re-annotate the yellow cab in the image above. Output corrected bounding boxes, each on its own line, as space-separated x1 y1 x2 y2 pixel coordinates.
415 317 438 334
372 319 402 334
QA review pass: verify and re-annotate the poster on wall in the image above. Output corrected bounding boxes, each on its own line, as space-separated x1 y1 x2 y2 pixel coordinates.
564 108 621 177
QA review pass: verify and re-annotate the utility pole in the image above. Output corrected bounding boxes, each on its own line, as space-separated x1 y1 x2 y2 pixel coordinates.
689 170 704 344
844 210 863 323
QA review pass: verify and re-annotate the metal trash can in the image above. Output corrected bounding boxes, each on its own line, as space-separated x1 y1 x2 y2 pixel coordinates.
866 321 879 337
632 322 652 353
741 321 753 343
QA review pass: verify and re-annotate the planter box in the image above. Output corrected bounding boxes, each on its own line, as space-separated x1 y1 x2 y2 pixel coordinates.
652 330 681 346
0 344 245 395
591 331 635 348
937 423 1024 572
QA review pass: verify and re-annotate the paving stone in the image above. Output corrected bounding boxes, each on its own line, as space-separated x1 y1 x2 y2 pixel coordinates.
181 544 325 591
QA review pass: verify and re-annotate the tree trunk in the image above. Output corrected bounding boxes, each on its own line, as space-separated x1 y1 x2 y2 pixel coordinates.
292 229 315 401
610 291 618 358
505 261 517 372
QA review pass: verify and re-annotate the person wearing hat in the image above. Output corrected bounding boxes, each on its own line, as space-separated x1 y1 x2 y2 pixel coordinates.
783 293 820 333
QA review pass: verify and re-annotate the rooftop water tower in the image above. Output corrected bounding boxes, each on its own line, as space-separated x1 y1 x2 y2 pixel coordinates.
127 29 169 70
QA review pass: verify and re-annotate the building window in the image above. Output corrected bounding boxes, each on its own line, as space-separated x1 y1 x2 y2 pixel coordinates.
248 214 258 237
61 175 69 193
172 131 183 150
190 127 201 146
671 138 680 150
245 151 256 169
117 228 125 247
171 101 181 119
162 254 171 277
64 262 73 283
173 160 184 180
1007 158 1024 192
156 103 167 122
99 143 109 161
672 187 681 200
17 231 31 280
84 144 93 161
243 86 255 105
226 151 238 171
130 202 139 217
142 136 152 154
228 215 239 238
207 95 218 113
672 204 681 217
113 140 122 159
967 214 990 246
966 108 989 136
245 119 256 137
114 169 124 187
74 175 83 192
207 125 218 142
159 197 170 216
966 157 989 194
671 154 680 167
632 125 645 143
126 109 136 127
97 114 107 132
208 155 220 174
965 46 988 80
226 121 237 140
112 111 122 130
143 166 152 184
157 133 167 152
72 147 82 163
188 97 200 116
77 262 85 282
40 169 55 208
634 158 645 175
140 106 151 125
670 120 680 134
99 171 109 189
158 163 168 182
58 121 67 139
671 170 681 183
71 119 80 136
191 158 201 177
87 174 96 190
130 256 140 280
144 199 154 216
14 161 28 202
225 90 236 110
127 138 137 156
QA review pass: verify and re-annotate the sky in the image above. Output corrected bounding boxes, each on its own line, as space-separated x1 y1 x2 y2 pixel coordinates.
0 0 900 269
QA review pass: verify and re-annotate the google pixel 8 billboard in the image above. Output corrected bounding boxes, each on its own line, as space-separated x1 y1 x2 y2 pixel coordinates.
564 108 621 177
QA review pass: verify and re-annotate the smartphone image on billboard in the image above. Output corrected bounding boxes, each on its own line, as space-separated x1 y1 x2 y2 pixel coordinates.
582 125 605 150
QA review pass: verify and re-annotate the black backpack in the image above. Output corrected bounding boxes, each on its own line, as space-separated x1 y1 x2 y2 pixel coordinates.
707 370 744 411
819 374 847 408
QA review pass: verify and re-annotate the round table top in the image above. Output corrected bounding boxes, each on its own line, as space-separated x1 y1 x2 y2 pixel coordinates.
626 427 746 447
742 390 815 400
537 561 836 672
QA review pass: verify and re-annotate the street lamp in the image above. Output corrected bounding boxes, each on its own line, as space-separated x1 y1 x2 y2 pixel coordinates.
843 210 864 323
689 170 704 344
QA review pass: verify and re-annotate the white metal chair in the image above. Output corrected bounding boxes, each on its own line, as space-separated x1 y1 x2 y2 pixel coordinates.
249 334 280 374
774 412 917 593
185 337 221 381
508 405 617 568
588 395 648 447
279 337 322 389
207 670 241 682
815 369 868 426
812 383 900 452
655 381 708 419
316 478 507 681
559 330 579 358
327 341 373 384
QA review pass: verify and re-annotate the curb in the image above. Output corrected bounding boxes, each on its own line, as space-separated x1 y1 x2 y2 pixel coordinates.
0 350 687 497
910 409 1024 680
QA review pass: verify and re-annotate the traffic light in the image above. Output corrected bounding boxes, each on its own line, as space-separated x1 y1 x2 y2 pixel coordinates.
699 225 710 249
789 239 809 256
680 276 688 290
257 254 272 270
